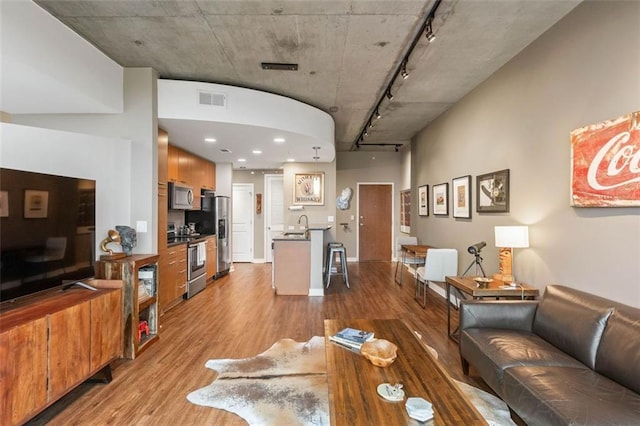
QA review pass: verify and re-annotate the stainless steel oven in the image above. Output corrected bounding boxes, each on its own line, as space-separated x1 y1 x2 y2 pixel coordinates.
186 239 207 298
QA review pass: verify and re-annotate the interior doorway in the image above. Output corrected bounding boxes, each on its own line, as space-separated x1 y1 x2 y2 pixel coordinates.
357 183 393 261
264 174 284 263
232 183 253 262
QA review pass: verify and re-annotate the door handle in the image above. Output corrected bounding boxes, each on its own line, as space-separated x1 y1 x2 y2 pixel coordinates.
360 223 364 226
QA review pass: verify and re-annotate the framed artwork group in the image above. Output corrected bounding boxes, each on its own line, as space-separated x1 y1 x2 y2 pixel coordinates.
418 169 510 219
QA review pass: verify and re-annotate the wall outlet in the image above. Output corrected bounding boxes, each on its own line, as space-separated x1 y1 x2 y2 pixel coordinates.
350 215 355 220
288 225 295 230
328 216 334 223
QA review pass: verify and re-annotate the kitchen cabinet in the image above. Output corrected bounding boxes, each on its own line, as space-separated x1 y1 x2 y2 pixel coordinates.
206 236 217 280
0 282 122 426
159 244 187 313
203 160 216 190
96 255 159 359
168 144 180 183
158 128 168 185
167 143 216 193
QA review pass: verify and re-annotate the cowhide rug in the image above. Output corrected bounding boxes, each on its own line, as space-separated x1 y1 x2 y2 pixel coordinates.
188 335 515 426
187 336 329 425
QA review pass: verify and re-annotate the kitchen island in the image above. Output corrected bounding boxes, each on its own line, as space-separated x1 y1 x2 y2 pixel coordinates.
272 225 331 296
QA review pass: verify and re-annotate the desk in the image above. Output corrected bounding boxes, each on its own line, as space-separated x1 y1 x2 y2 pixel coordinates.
324 318 486 425
445 276 540 342
395 244 431 286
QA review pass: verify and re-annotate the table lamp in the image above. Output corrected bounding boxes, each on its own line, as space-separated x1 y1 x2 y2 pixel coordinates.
493 226 529 283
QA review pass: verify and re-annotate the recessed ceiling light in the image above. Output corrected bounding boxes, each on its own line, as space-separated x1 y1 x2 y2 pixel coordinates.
252 150 262 154
274 137 286 143
204 138 217 143
238 158 246 162
287 158 295 162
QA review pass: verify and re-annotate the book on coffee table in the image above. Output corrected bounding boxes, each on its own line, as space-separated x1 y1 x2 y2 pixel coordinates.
329 327 374 351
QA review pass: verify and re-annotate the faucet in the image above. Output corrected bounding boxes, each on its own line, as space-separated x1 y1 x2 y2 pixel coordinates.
298 214 309 239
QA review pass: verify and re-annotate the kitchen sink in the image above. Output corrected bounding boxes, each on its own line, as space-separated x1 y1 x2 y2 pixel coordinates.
283 232 309 239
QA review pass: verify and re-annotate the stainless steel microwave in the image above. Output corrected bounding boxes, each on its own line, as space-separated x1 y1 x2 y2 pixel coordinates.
169 182 194 210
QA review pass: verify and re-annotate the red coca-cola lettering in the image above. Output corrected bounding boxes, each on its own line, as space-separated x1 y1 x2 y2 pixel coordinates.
587 131 640 190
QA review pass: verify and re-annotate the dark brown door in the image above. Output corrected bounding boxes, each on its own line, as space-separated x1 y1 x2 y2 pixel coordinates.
359 184 392 261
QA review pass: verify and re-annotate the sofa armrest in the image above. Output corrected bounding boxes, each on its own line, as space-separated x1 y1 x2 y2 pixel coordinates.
459 300 539 332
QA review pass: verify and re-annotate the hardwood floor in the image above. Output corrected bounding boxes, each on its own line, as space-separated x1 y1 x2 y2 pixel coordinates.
29 261 490 425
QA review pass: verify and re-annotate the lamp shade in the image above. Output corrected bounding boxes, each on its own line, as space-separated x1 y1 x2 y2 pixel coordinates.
495 226 529 248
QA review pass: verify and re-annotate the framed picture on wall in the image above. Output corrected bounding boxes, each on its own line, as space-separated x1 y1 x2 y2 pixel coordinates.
24 190 49 219
0 191 8 218
400 189 411 233
433 183 449 216
418 185 429 216
293 172 324 205
452 175 471 219
476 169 510 213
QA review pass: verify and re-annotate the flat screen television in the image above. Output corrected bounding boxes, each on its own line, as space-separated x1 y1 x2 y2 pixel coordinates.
0 168 96 304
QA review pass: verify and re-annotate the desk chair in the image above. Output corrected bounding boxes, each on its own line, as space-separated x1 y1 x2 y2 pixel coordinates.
415 248 458 308
394 236 422 285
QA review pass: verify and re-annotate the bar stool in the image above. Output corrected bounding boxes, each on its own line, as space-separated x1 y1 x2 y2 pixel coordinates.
326 243 349 288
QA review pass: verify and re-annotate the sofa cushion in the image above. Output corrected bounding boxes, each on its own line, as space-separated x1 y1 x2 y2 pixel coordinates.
595 305 640 394
532 285 612 369
460 328 587 393
503 366 640 426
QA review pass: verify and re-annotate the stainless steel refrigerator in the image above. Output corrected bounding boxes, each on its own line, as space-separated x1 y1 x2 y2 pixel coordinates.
215 196 231 278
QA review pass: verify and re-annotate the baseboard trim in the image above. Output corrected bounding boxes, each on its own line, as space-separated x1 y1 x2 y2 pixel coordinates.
308 288 324 297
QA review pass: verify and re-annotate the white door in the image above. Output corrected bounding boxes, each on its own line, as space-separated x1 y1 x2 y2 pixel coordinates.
232 183 253 262
265 175 284 263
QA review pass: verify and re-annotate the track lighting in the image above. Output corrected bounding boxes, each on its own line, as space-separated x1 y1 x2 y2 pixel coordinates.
401 62 409 79
425 21 436 43
386 88 394 100
351 0 441 151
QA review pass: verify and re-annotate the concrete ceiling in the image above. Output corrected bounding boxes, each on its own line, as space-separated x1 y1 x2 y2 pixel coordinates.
34 0 581 166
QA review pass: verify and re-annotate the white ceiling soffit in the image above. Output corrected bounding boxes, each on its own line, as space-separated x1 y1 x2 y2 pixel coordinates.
0 0 123 114
158 80 335 170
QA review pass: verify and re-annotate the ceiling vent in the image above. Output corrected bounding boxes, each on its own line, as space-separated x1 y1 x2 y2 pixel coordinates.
198 91 226 107
261 62 298 71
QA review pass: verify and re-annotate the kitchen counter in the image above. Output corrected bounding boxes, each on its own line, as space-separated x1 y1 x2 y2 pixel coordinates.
167 234 215 247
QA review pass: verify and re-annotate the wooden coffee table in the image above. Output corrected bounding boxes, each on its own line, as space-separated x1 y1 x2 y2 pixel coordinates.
324 318 487 425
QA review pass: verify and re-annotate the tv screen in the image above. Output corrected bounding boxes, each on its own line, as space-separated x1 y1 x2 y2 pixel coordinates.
0 168 96 304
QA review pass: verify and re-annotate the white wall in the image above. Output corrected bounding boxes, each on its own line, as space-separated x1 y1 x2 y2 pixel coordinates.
12 68 159 253
1 123 131 257
412 1 640 306
0 0 123 114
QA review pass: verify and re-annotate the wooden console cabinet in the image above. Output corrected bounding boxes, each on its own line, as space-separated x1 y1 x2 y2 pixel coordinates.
96 254 159 359
0 281 122 426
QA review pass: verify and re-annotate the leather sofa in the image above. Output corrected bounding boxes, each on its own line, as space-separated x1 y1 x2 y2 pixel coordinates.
459 284 640 425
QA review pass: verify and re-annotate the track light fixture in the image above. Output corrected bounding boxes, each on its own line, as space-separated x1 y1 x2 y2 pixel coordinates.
385 88 394 100
425 20 436 43
401 62 409 79
375 108 382 120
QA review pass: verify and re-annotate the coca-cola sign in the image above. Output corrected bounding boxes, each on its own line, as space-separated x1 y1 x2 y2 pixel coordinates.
571 111 640 207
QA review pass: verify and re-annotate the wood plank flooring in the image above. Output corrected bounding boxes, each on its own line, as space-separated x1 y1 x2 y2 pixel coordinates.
29 262 492 425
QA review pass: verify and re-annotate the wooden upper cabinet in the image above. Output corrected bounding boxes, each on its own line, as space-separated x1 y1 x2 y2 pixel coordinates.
158 128 169 185
168 144 180 182
167 143 216 192
203 161 216 190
